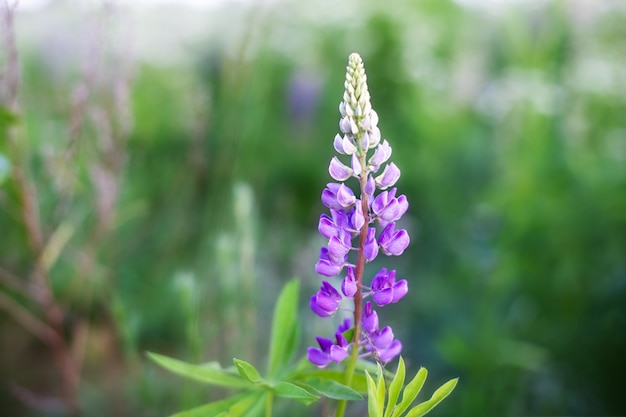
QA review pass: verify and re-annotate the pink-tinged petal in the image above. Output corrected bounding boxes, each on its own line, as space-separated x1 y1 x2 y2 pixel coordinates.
330 345 349 362
360 131 369 150
336 184 356 207
372 287 394 306
329 157 352 181
379 340 402 363
333 134 346 154
373 326 394 349
375 162 400 189
307 347 330 367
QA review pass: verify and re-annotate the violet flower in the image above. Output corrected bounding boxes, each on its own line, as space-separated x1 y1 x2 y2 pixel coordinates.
308 53 411 368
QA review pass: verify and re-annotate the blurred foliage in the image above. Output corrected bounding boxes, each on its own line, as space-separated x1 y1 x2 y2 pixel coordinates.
1 0 625 416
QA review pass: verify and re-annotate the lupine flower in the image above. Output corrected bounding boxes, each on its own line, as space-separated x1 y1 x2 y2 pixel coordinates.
309 53 411 367
370 268 409 306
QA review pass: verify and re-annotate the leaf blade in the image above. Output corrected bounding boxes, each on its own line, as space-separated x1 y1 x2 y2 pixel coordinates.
404 378 458 417
385 356 406 417
391 367 427 417
267 279 300 378
147 352 250 389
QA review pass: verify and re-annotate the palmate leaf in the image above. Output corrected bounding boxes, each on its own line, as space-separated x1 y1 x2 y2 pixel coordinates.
147 352 250 389
267 279 300 378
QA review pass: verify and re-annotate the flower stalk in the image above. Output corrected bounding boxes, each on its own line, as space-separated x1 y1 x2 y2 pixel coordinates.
308 53 410 416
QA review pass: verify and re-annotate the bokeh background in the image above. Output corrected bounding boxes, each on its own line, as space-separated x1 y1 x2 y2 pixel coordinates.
1 0 625 416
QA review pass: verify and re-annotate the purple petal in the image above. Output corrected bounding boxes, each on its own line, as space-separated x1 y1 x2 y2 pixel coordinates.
363 228 379 262
342 136 357 154
340 117 351 134
341 270 357 297
318 215 336 239
362 301 379 333
360 131 369 150
315 258 342 277
372 287 394 306
327 236 350 262
384 229 410 256
368 126 381 148
310 295 334 317
371 191 388 216
316 336 334 352
379 340 402 363
336 184 356 207
330 345 349 362
321 189 342 210
333 134 346 154
370 268 389 292
351 153 362 176
380 198 401 222
391 279 408 303
337 318 352 334
365 175 376 199
329 157 352 181
396 195 408 218
375 162 401 189
373 326 394 349
307 347 330 367
350 203 364 231
369 140 392 167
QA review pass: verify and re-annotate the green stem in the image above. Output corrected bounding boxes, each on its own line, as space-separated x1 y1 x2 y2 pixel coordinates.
265 391 274 417
336 150 370 417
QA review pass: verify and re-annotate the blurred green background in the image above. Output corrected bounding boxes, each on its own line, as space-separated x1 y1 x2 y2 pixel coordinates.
1 0 625 416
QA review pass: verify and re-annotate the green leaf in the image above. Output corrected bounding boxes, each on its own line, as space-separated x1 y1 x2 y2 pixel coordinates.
147 352 250 389
365 370 382 417
297 377 363 400
234 358 263 383
169 393 254 417
226 392 266 417
384 357 406 417
376 363 386 413
267 279 300 378
391 367 427 417
404 378 458 417
273 381 319 404
291 368 369 393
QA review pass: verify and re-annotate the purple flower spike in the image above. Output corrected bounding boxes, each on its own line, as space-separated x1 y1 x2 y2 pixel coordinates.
310 281 342 317
371 268 409 306
375 162 401 189
378 223 410 256
342 266 357 297
310 53 410 367
329 157 353 181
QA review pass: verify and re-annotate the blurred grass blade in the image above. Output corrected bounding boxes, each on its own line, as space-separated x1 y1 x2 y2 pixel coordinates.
267 279 299 378
147 352 250 388
169 393 253 417
404 378 458 417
